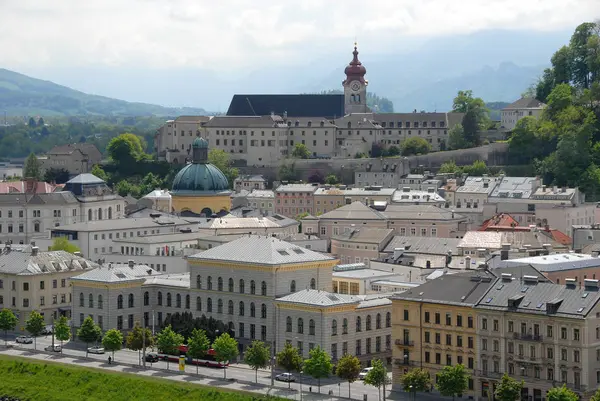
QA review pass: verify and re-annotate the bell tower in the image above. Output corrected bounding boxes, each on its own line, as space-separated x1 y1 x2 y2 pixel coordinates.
342 43 368 115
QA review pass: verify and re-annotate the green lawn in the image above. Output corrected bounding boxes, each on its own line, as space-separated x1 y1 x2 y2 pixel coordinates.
0 354 282 401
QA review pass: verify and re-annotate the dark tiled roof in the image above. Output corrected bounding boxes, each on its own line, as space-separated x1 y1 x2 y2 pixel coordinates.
384 236 461 255
502 97 546 110
48 143 102 159
226 94 344 119
204 115 282 128
174 116 211 123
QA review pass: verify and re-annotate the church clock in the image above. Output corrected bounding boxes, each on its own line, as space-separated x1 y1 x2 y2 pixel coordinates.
350 80 361 92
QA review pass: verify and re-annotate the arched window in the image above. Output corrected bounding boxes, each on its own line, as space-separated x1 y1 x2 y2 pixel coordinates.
98 294 103 309
108 207 112 219
356 316 362 332
196 275 202 289
217 299 223 313
79 292 84 307
98 208 102 220
376 313 381 329
88 294 94 308
185 295 190 309
228 300 234 315
309 319 316 335
128 293 134 308
286 316 292 332
34 222 40 232
298 318 304 334
143 292 149 306
261 304 267 319
239 301 245 316
239 279 245 294
332 319 338 336
228 278 234 292
386 312 391 328
310 278 316 290
196 297 202 311
176 294 181 308
347 121 352 129
261 281 267 296
250 302 256 317
218 277 223 291
157 291 163 306
207 276 212 290
356 94 361 103
167 293 172 307
290 280 296 293
343 318 348 334
207 298 212 312
250 280 256 295
88 209 92 221
117 295 123 309
366 315 372 331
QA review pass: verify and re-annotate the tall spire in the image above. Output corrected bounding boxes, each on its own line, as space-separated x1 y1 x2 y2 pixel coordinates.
343 42 367 84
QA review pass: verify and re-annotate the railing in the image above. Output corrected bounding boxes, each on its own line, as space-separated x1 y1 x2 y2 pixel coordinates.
395 339 414 346
513 332 543 341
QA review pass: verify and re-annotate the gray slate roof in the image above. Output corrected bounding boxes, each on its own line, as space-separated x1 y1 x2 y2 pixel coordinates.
381 204 464 221
276 289 360 307
0 247 99 275
384 236 461 255
333 228 394 244
51 216 196 232
0 192 79 206
70 263 156 283
502 97 546 110
188 235 334 265
317 201 386 220
66 173 105 184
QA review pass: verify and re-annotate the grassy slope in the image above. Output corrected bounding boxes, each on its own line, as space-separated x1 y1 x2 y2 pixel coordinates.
0 354 280 401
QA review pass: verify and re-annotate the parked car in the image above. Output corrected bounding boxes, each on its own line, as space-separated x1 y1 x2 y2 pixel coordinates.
41 326 53 335
275 373 296 382
145 353 159 363
87 346 105 354
359 367 374 380
15 335 33 344
44 344 62 352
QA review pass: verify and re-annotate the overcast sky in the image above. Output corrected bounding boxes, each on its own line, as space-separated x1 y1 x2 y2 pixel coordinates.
1 0 597 71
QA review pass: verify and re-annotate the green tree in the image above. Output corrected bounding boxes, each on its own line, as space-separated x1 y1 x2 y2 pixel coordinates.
570 22 597 89
494 373 524 401
463 160 489 176
591 388 600 401
212 332 239 379
54 316 71 353
508 117 540 163
49 237 81 254
25 311 45 350
208 148 238 187
551 45 572 84
547 385 578 401
303 345 332 393
23 152 42 180
37 117 45 126
448 123 469 150
436 364 469 401
452 90 489 127
28 117 36 128
244 340 270 383
77 316 102 356
536 68 556 103
43 168 70 184
387 145 401 156
462 110 480 146
102 328 123 361
325 174 339 185
401 368 432 398
364 359 391 401
156 324 183 370
276 342 303 389
106 133 148 167
336 353 361 399
438 160 460 174
279 163 299 182
401 137 431 156
126 322 154 366
91 164 108 181
0 308 18 345
291 143 311 159
187 328 210 374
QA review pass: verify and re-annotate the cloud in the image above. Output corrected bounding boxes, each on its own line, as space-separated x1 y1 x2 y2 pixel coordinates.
0 0 597 70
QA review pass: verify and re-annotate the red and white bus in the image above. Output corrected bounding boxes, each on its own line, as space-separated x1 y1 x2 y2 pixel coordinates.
158 345 228 368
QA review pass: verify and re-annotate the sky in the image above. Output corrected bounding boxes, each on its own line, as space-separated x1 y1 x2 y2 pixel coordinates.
1 0 598 72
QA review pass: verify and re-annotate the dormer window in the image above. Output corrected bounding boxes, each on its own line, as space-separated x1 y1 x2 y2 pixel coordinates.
431 121 436 128
295 121 299 127
389 122 394 128
307 121 312 127
414 122 419 128
320 121 324 127
347 122 352 128
422 121 427 128
406 122 411 128
440 121 445 128
397 122 402 128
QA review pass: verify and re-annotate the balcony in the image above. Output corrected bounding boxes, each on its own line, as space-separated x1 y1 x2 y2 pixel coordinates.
394 358 417 366
477 370 503 379
395 339 415 347
513 332 543 342
565 383 587 392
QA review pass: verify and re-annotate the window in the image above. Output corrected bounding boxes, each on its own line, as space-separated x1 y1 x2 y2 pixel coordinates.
356 316 362 332
508 321 514 332
228 278 234 292
117 295 123 309
343 318 348 334
286 317 292 332
239 279 245 293
446 313 452 326
456 314 462 327
128 294 134 308
424 311 430 323
482 318 488 330
386 312 391 328
298 318 304 334
185 295 190 309
482 339 488 351
207 276 212 290
356 340 361 356
446 334 452 345
404 309 409 321
157 292 163 306
310 278 316 290
468 337 473 348
290 280 296 293
435 333 441 344
332 320 338 336
167 293 172 307
78 293 84 307
207 298 212 312
250 280 256 294
435 313 440 324
261 281 267 296
366 315 372 331
261 304 267 319
376 313 381 329
574 328 580 341
547 325 553 338
239 301 245 316
196 275 202 289
228 300 234 315
457 336 463 347
196 297 202 311
493 319 499 331
561 327 567 340
217 299 223 313
250 303 255 317
468 316 473 328
218 277 223 291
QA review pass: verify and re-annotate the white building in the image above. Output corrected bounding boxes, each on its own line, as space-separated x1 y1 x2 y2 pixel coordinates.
501 97 546 131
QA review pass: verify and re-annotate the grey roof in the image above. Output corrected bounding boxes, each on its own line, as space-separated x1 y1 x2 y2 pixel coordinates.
381 204 464 221
489 264 549 281
314 187 396 196
47 143 101 158
458 231 565 250
456 176 499 194
247 190 275 199
66 173 105 184
236 175 267 182
317 201 386 220
334 113 382 129
0 247 99 275
275 184 318 193
113 231 207 244
373 112 464 126
70 263 156 283
333 268 398 279
51 216 196 232
276 289 360 307
497 253 600 272
475 276 600 319
0 192 79 206
143 273 190 288
393 271 497 306
204 115 283 128
174 116 211 123
333 228 394 244
489 177 537 199
188 235 334 265
502 97 546 110
198 214 297 230
384 236 461 255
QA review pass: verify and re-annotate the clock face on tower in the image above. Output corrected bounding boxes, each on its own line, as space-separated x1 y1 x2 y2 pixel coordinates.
350 81 361 92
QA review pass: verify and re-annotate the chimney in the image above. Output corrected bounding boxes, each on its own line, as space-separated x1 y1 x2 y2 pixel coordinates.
523 275 538 283
565 278 577 288
128 259 134 268
584 279 599 290
542 185 546 192
31 246 39 256
451 210 455 219
501 273 512 282
30 241 36 247
542 244 552 255
73 251 82 257
500 243 510 260
465 256 471 269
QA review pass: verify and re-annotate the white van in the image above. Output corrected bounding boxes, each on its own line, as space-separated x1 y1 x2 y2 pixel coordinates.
359 367 374 380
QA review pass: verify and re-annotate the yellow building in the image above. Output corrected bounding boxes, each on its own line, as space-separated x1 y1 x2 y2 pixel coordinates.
391 271 496 397
170 137 231 216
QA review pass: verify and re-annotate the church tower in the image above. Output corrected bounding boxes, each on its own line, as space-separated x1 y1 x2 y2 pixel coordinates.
342 43 368 115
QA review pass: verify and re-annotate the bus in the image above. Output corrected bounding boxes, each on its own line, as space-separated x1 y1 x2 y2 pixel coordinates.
157 345 228 368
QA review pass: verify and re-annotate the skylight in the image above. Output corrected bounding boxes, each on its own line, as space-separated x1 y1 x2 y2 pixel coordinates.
582 293 589 298
485 298 492 303
116 273 127 279
536 303 543 309
277 250 289 256
521 287 529 293
523 301 531 307
292 249 304 254
577 307 585 313
496 284 504 290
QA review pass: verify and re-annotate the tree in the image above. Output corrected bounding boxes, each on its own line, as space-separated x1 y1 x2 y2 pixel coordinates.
536 68 557 103
570 22 597 89
462 110 480 147
547 385 579 401
436 364 469 401
508 117 540 164
401 368 432 398
106 133 148 170
364 359 391 401
551 45 572 84
387 145 401 156
336 353 361 399
401 137 431 156
494 373 524 401
276 342 303 389
77 316 102 356
54 316 71 353
371 142 385 158
155 324 183 370
25 311 45 350
308 170 325 184
208 148 238 187
325 174 339 185
452 90 489 126
463 160 489 176
49 237 80 254
244 340 270 383
292 143 311 159
23 152 42 180
91 164 108 182
438 160 460 174
187 328 210 375
448 123 469 150
303 345 332 393
126 322 154 366
212 332 239 379
28 117 36 128
591 388 600 401
279 163 299 182
0 308 18 345
43 168 70 184
102 328 123 361
37 117 45 127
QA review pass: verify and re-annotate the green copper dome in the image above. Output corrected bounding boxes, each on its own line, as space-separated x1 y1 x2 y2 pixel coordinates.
193 137 209 148
171 163 230 194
